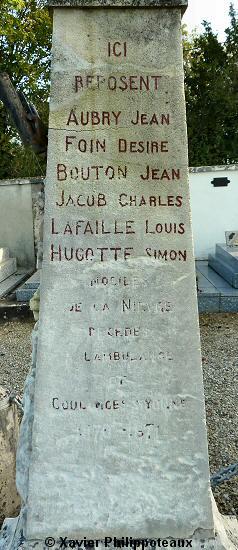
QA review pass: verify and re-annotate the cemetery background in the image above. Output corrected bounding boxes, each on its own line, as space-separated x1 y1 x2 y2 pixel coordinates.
0 0 237 548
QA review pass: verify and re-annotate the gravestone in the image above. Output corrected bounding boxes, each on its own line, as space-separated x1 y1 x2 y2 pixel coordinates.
209 232 238 289
12 0 237 548
209 244 238 288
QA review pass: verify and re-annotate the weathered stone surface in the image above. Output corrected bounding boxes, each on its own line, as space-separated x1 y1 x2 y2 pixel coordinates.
0 325 39 550
16 324 39 510
3 501 238 550
0 388 20 525
29 288 41 320
0 258 17 283
11 1 235 547
1 293 237 547
225 231 238 247
25 4 215 543
47 0 188 13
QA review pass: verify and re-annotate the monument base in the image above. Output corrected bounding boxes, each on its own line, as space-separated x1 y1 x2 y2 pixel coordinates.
0 325 237 550
1 510 238 550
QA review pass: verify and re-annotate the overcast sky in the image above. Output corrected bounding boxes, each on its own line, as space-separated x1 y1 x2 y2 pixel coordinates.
183 0 238 40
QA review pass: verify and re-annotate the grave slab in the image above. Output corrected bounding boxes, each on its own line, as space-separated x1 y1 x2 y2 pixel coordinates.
0 268 34 299
198 295 220 314
197 260 235 290
16 289 37 302
16 271 41 302
215 243 238 269
208 251 238 288
220 296 238 313
22 270 41 289
0 258 17 284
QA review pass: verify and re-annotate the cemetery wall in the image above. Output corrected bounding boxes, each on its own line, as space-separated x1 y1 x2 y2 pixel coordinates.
190 165 238 260
0 178 44 268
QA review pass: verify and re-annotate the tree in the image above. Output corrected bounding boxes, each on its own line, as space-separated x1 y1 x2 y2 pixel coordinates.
184 3 238 166
225 3 238 58
223 3 238 163
0 1 238 173
0 0 52 178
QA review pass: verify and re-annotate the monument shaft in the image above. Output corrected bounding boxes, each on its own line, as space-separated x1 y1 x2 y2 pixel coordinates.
26 1 214 541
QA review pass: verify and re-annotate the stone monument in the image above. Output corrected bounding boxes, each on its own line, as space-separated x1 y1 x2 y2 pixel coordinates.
1 0 237 548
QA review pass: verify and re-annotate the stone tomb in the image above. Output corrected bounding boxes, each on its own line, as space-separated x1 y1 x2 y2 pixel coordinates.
209 244 238 288
15 0 236 547
0 248 17 283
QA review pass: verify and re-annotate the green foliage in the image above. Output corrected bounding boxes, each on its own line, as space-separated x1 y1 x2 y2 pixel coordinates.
0 1 238 173
0 0 52 178
184 3 238 166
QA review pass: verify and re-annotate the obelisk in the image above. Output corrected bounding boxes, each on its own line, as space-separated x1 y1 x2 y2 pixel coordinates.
22 1 236 547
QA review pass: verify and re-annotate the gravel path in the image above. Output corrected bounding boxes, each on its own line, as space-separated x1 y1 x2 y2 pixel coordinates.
0 318 34 395
200 313 238 517
0 313 237 517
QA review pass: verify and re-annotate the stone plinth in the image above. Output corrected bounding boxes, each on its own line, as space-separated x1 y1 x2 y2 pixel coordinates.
0 258 17 283
209 244 238 288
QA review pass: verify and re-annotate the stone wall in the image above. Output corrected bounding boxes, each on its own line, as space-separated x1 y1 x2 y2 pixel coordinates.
0 178 44 268
189 165 238 259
